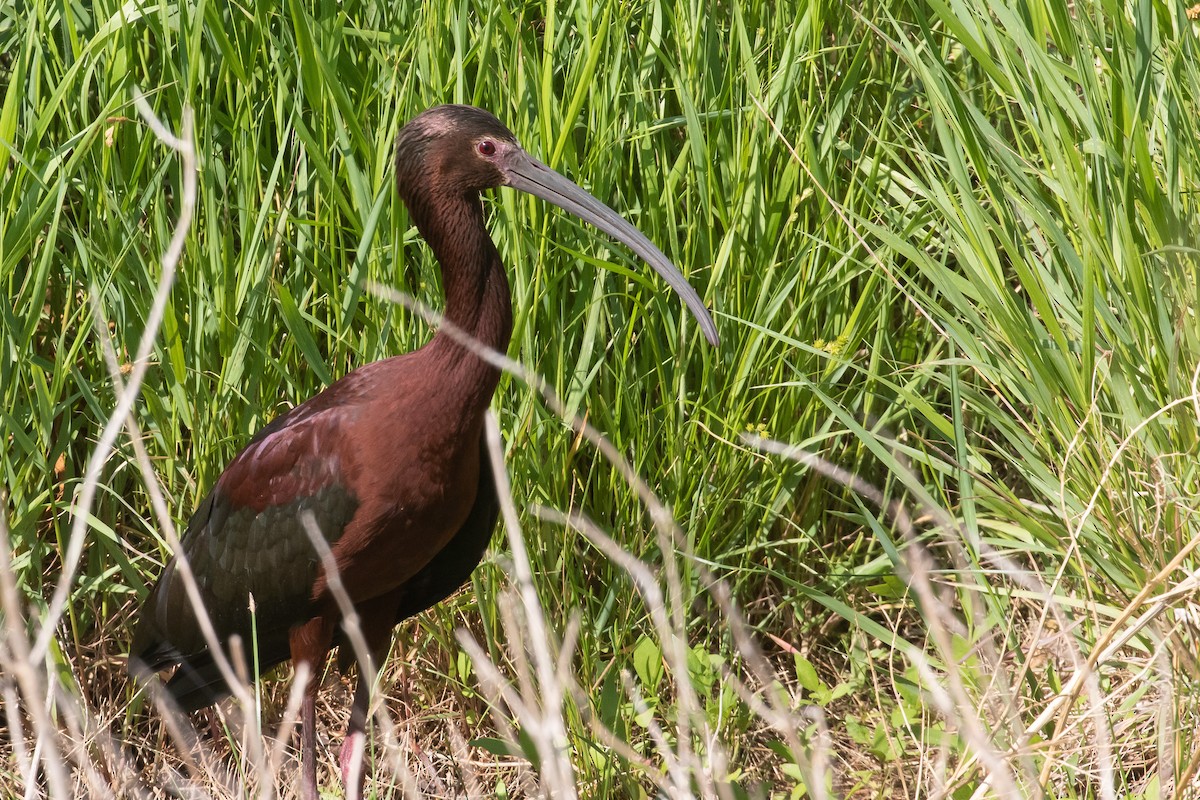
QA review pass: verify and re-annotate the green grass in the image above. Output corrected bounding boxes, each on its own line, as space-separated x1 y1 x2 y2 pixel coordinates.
3 0 1200 797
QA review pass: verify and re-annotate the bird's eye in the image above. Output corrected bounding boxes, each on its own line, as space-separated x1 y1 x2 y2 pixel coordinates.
477 140 496 157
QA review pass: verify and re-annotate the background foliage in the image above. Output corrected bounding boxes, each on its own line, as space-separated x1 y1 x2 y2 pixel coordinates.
3 0 1200 796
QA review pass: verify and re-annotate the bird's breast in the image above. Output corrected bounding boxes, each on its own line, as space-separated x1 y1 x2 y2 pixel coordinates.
312 411 484 606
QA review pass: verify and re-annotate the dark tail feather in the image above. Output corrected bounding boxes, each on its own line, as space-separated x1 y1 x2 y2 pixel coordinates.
162 654 239 712
132 635 293 713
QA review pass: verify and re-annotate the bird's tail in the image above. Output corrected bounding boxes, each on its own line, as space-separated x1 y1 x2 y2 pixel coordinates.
129 633 292 713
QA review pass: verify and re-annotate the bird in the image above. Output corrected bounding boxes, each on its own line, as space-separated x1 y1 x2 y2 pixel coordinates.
129 104 719 800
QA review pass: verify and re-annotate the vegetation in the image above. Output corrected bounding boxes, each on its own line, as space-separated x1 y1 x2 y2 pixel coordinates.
3 0 1200 796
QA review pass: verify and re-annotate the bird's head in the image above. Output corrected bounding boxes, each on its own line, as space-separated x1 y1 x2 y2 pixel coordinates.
394 105 521 199
394 104 719 346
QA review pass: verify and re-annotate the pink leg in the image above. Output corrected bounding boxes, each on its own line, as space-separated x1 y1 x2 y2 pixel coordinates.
339 721 367 800
339 637 392 800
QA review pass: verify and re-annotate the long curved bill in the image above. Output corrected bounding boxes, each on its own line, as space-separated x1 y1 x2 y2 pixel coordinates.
502 151 719 346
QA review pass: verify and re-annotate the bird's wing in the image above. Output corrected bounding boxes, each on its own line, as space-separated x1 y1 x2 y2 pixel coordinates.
130 395 361 677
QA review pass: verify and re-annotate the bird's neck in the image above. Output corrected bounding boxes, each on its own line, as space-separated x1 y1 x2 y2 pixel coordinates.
413 193 513 407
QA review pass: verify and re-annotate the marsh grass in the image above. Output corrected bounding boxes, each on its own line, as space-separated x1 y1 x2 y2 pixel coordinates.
3 0 1200 797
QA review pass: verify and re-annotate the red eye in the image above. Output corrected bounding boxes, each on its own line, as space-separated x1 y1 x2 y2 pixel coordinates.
477 140 496 156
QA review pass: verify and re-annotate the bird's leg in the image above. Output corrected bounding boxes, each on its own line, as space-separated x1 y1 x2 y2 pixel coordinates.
340 633 393 800
338 657 371 800
290 617 335 800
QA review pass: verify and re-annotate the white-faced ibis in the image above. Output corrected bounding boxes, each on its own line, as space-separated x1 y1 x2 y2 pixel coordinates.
129 104 718 800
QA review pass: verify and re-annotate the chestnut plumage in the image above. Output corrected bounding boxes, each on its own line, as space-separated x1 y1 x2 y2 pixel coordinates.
130 104 717 800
